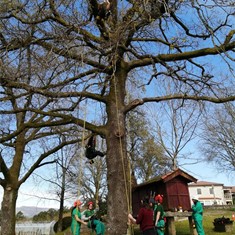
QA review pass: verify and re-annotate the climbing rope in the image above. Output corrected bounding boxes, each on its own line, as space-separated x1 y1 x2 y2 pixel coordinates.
111 46 133 234
77 99 88 198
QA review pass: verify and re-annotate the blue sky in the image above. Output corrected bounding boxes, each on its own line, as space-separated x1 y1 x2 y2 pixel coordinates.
184 163 235 186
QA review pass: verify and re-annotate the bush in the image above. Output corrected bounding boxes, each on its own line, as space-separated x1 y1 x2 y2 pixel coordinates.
54 216 72 232
213 216 233 225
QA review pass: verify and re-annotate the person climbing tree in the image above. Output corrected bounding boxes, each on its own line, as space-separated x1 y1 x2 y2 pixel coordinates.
88 0 111 39
89 0 111 22
85 134 105 164
97 0 111 21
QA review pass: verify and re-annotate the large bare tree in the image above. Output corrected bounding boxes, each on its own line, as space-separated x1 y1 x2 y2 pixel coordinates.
150 100 202 170
127 109 169 182
201 102 235 173
40 137 81 232
1 0 235 234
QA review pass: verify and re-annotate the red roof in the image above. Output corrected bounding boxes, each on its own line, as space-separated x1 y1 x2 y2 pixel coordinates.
133 168 197 189
231 187 235 193
161 168 197 183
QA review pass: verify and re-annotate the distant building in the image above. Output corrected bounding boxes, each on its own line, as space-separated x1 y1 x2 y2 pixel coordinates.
188 181 233 206
231 187 235 204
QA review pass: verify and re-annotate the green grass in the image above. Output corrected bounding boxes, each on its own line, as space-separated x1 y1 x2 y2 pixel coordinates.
175 209 235 235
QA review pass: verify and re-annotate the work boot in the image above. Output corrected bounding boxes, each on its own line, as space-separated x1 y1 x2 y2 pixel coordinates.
86 160 94 164
96 151 104 157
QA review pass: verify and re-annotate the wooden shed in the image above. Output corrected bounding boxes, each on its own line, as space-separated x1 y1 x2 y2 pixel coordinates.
132 168 197 217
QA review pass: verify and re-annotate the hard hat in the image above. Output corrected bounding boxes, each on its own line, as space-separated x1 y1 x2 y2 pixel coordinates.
87 201 93 206
192 195 199 201
74 200 82 207
155 194 163 203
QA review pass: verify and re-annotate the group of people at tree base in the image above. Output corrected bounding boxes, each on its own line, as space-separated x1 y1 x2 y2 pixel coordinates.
128 194 205 235
71 193 205 235
71 200 105 235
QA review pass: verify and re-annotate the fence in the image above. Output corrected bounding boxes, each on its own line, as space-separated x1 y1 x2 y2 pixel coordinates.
15 222 56 235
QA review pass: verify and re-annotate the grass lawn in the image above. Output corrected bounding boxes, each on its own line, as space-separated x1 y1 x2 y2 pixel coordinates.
175 208 235 235
55 208 235 235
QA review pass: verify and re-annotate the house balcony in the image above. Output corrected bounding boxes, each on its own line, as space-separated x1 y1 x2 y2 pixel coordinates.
224 194 232 200
224 193 233 205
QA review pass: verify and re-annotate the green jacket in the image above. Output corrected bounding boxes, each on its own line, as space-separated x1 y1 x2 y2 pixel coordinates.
82 209 95 218
192 201 203 221
154 203 164 222
71 208 81 235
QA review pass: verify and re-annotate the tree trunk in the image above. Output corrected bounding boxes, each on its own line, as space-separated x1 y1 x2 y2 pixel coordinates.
106 127 130 234
57 167 66 232
106 73 131 234
1 187 18 235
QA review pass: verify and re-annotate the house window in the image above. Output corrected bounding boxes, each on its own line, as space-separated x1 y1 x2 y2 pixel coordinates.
210 188 214 194
197 188 202 194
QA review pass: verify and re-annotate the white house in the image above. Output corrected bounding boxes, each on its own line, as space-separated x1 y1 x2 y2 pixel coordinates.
188 181 233 206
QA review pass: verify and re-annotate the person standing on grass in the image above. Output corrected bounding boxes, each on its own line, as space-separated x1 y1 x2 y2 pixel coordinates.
154 194 165 235
71 200 87 235
192 195 205 235
128 196 155 235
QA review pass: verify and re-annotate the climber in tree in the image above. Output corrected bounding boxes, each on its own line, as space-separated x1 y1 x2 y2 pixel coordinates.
97 0 111 20
88 0 111 39
89 0 111 22
85 133 105 164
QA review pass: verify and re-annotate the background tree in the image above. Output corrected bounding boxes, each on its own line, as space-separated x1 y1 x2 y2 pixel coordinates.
32 136 81 232
78 160 107 201
16 211 25 221
127 110 169 182
1 1 235 234
201 102 235 173
150 100 202 170
32 208 58 222
0 43 83 234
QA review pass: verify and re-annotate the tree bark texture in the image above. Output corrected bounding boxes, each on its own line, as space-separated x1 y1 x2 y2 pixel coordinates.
1 188 18 235
106 120 130 234
105 73 131 234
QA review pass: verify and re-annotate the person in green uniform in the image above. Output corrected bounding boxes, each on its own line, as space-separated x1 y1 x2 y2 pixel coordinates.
81 201 98 220
71 200 87 235
88 218 106 235
191 195 205 235
154 194 165 235
82 201 106 234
